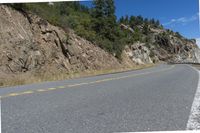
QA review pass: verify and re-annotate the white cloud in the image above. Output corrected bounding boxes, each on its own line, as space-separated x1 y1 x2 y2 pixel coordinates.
163 13 198 26
196 38 200 48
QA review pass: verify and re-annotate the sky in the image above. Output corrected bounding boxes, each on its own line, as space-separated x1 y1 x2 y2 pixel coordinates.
81 0 200 46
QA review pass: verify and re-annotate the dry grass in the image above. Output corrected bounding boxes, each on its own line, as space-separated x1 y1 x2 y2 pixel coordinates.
0 63 155 88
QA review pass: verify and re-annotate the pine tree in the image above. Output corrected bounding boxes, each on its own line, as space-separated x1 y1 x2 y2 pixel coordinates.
144 18 148 24
129 16 136 28
150 18 155 26
104 0 115 18
137 15 143 23
124 15 129 25
104 0 117 40
155 20 160 27
92 0 117 40
92 0 106 35
59 2 69 15
92 0 105 18
119 16 125 23
143 22 150 35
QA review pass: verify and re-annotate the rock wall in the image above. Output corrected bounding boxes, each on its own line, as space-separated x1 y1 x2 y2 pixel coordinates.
123 27 200 64
0 5 123 79
124 43 153 65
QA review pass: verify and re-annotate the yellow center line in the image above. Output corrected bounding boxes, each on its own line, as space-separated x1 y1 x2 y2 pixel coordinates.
68 82 89 87
7 93 20 97
0 65 175 99
84 65 175 86
20 91 34 94
89 78 114 84
58 86 65 89
47 88 57 91
1 90 35 99
36 89 48 92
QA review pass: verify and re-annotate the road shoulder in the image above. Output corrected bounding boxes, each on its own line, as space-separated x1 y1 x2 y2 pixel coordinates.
187 65 200 130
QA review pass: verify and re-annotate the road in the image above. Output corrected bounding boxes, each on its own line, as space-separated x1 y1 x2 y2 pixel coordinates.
1 64 199 133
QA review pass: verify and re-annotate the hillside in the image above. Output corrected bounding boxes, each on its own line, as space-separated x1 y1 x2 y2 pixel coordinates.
121 24 200 64
0 5 124 86
0 2 200 86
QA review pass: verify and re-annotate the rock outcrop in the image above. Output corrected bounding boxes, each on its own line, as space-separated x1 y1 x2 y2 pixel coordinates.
124 43 153 65
122 26 200 64
0 5 122 80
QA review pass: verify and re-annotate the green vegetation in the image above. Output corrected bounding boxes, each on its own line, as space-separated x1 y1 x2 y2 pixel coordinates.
9 1 164 58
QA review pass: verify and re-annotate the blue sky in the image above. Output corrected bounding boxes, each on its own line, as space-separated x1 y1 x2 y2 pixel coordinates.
81 0 200 45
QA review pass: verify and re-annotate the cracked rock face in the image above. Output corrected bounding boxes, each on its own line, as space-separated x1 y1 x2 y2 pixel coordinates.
0 5 122 78
0 5 40 73
123 27 200 64
124 43 153 65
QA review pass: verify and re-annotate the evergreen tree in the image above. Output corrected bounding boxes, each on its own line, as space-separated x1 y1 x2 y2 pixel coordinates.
133 15 144 26
150 18 155 26
129 16 136 28
137 15 143 23
143 22 150 35
155 20 160 27
104 0 115 17
119 16 125 23
104 0 117 40
92 0 122 56
59 2 69 15
92 0 106 35
144 18 148 24
92 0 117 40
92 0 105 18
124 15 129 25
72 1 81 11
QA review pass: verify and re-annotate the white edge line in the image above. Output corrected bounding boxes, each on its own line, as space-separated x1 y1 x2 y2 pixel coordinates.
186 65 200 130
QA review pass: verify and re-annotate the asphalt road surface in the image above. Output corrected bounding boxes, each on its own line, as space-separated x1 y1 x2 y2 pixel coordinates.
1 64 199 133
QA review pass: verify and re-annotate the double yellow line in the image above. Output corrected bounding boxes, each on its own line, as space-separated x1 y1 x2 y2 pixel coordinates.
0 65 175 99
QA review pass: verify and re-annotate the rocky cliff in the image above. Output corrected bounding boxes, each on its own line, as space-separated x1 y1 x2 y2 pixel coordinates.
122 26 200 65
0 5 124 81
0 5 199 86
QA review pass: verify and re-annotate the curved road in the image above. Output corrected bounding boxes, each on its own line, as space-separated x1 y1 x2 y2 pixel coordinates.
1 64 199 133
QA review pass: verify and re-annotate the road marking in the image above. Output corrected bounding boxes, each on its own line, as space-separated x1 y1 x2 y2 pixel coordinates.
36 89 48 92
68 82 89 87
20 91 34 94
0 65 175 99
7 93 19 97
47 88 56 91
89 78 114 84
186 66 200 130
58 86 65 89
87 66 174 86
